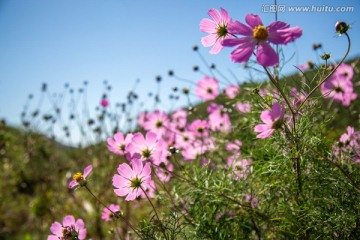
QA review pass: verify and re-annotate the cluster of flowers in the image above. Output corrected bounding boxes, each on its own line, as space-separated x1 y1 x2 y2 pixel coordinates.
47 7 357 239
333 126 360 163
321 63 357 107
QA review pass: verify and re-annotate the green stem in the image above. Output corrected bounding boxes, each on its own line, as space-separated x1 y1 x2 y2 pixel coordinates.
140 186 168 240
84 185 143 239
296 33 351 113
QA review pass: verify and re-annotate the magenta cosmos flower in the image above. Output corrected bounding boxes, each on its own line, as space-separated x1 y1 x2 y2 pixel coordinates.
200 8 233 54
321 74 357 107
254 103 285 139
68 165 92 189
107 132 133 155
222 14 302 66
112 158 152 201
195 76 220 101
48 215 86 240
101 204 121 222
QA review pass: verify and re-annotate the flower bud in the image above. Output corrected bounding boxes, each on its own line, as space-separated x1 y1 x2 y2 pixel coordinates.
335 21 350 35
321 53 331 60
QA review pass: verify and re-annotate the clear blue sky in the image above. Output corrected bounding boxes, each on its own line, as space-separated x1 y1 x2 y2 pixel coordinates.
0 0 359 139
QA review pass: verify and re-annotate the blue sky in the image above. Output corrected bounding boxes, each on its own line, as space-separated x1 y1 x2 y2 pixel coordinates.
0 0 359 143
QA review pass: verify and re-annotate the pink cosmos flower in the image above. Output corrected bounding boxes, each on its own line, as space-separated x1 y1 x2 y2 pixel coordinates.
155 162 174 182
333 126 360 162
189 119 209 137
101 204 121 222
107 132 133 155
200 8 233 54
48 215 86 240
229 159 253 180
340 126 356 146
126 131 161 162
207 102 222 114
226 140 243 153
254 103 285 139
321 74 357 107
194 76 220 101
222 14 302 66
112 158 152 201
174 130 196 149
101 98 109 107
143 110 170 137
224 84 239 99
336 63 354 81
208 112 232 133
236 102 251 113
68 165 92 189
171 109 187 130
181 140 207 161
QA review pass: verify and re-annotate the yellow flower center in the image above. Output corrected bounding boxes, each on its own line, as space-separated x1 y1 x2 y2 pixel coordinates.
73 172 83 182
253 25 268 41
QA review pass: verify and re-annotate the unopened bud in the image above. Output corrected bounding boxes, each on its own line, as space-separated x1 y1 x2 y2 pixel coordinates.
335 21 350 35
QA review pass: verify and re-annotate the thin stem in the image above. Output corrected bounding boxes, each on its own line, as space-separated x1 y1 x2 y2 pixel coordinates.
113 219 123 240
296 33 351 113
263 66 295 116
84 185 143 239
150 162 269 220
140 186 168 240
